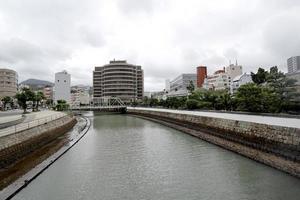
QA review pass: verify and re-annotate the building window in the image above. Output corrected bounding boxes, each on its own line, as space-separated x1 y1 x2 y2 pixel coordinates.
64 80 66 83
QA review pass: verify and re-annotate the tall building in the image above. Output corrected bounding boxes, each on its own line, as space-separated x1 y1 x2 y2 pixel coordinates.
203 68 230 91
0 68 18 99
196 66 207 88
225 61 243 80
93 60 144 103
165 79 171 92
287 56 300 73
168 74 197 97
54 70 71 103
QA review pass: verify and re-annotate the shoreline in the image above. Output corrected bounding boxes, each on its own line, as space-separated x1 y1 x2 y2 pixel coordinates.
0 116 91 200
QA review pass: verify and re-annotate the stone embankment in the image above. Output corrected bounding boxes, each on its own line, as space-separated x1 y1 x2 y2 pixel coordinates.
128 108 300 177
0 114 76 168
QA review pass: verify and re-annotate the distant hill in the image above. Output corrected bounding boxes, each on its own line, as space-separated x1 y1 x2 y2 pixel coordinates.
20 79 54 88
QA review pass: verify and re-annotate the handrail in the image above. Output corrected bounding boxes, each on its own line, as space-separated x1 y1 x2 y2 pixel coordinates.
0 112 67 138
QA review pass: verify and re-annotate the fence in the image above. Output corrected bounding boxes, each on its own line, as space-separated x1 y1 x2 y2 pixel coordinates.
0 112 66 138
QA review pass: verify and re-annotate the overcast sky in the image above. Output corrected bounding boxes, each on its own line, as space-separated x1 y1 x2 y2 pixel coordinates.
0 0 300 91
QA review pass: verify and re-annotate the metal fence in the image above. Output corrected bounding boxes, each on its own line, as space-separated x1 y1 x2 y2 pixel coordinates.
0 112 66 138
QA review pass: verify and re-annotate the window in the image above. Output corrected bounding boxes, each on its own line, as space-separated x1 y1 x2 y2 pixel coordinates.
58 80 59 82
64 80 66 83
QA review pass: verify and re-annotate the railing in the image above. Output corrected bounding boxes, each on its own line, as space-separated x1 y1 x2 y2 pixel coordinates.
0 112 66 138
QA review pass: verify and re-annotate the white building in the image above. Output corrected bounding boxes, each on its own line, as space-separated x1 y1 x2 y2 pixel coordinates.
230 73 253 94
54 70 71 104
287 56 300 73
203 69 230 91
226 61 243 80
168 74 197 97
70 85 90 107
165 79 171 92
203 62 243 91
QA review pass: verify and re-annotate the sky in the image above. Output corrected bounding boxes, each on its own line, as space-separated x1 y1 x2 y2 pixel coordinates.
0 0 300 91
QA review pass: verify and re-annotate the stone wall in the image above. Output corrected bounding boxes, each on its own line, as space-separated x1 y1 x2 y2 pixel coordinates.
0 115 76 168
128 109 300 177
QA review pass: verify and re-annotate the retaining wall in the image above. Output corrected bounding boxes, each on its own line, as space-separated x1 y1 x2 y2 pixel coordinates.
128 109 300 177
0 115 76 168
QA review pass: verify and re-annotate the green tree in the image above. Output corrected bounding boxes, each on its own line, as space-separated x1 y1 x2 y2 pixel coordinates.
251 68 268 85
34 91 45 111
186 81 195 94
15 88 35 113
56 100 69 111
1 96 13 110
186 99 199 110
235 83 263 112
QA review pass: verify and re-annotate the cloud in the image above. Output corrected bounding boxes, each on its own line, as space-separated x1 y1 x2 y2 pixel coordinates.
0 0 299 91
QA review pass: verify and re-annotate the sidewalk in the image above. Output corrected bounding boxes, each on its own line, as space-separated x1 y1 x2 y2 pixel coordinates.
0 111 67 138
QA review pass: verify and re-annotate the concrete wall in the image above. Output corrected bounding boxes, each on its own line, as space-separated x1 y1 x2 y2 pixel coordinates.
128 109 300 177
0 115 76 167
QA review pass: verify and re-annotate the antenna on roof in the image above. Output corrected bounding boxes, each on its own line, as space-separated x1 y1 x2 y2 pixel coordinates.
235 59 238 66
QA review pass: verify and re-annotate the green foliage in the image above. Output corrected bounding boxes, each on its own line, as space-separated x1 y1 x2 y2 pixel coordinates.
55 100 69 111
186 81 195 94
186 99 199 110
32 91 45 111
1 96 13 110
251 68 268 85
15 88 35 113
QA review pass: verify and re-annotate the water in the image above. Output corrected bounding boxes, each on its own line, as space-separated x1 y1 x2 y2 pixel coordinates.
13 113 300 200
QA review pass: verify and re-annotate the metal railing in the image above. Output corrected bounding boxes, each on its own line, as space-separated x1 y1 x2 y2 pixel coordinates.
0 112 66 137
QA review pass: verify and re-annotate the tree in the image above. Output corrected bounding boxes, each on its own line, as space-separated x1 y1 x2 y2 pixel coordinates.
251 68 268 85
186 99 199 110
56 100 69 111
186 81 195 94
15 88 35 113
1 96 13 110
33 91 45 111
235 83 263 112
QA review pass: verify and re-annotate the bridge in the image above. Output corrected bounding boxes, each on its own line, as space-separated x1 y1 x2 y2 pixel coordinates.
71 97 127 112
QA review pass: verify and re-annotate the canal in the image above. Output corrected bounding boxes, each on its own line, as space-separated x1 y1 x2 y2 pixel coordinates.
13 112 300 200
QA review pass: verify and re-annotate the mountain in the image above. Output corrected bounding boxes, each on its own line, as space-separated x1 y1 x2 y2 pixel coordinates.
20 79 54 88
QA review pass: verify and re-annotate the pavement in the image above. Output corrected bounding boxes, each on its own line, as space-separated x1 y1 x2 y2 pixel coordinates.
0 110 67 138
128 107 300 129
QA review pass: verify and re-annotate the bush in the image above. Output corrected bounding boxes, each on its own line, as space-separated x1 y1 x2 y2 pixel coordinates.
186 99 199 110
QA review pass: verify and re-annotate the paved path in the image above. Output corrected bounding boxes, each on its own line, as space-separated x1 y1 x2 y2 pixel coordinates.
0 111 67 138
128 107 300 129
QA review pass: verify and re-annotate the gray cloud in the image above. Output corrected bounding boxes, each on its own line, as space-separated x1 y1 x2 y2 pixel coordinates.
0 0 299 91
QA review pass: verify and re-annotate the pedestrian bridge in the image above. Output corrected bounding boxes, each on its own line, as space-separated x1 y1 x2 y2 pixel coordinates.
71 97 127 112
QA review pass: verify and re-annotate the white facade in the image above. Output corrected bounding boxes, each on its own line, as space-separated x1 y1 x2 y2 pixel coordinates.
203 70 230 91
287 56 300 73
165 79 171 92
230 73 253 94
169 74 197 96
70 85 90 107
226 62 243 80
54 70 71 103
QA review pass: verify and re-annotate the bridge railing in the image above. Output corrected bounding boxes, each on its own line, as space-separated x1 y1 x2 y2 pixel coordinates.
71 97 126 110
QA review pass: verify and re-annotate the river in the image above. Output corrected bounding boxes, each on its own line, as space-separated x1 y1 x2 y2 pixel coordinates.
13 112 300 200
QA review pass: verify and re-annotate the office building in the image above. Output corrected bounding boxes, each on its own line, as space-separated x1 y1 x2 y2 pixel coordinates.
54 70 71 103
0 68 18 99
168 74 197 97
93 60 144 103
287 56 300 73
230 73 252 94
226 61 243 80
203 68 230 91
165 79 171 92
196 66 207 88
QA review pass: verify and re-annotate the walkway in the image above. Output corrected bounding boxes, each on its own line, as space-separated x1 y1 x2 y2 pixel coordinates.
128 107 300 129
0 110 67 138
